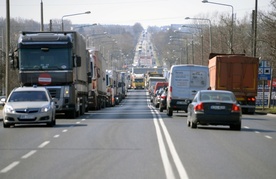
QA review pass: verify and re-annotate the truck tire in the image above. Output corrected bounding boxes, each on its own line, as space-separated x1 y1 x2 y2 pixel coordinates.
67 110 76 119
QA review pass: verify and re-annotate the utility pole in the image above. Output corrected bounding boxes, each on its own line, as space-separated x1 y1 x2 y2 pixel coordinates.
40 0 44 31
253 0 258 57
5 0 10 97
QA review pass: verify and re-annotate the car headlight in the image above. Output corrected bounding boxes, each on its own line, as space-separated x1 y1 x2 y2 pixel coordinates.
4 105 15 113
40 104 51 112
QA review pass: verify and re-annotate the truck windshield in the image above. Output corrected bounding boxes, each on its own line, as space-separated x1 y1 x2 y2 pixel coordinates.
19 48 72 70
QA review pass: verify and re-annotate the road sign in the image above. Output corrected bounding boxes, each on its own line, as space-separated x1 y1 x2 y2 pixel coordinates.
258 60 271 80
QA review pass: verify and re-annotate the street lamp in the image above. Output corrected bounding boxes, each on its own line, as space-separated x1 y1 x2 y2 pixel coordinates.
61 11 91 31
182 25 203 65
185 17 212 53
202 0 234 53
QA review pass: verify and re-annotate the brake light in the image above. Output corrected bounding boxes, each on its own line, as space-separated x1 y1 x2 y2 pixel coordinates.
232 104 240 112
194 102 204 111
161 95 166 99
247 97 255 102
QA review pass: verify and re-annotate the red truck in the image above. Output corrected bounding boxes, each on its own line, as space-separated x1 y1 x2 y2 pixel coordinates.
208 54 259 114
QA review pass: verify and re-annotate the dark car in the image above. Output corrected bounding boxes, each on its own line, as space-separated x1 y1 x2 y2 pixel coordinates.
187 90 241 130
159 87 168 112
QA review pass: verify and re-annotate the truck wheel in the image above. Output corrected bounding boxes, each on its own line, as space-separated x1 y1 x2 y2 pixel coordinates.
67 110 76 119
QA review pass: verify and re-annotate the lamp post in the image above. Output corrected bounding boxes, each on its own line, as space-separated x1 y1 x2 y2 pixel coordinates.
182 25 203 65
61 11 91 31
202 0 234 53
185 17 212 53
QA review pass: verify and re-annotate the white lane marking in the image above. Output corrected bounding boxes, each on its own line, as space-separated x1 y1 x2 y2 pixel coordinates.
62 129 68 133
0 161 20 173
76 121 81 124
244 126 250 129
54 135 60 138
153 114 175 179
255 131 260 134
21 150 37 159
81 119 86 121
265 135 273 139
38 141 50 148
156 112 189 179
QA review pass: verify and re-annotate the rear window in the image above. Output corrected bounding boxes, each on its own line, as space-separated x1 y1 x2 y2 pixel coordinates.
172 70 208 88
9 91 48 102
200 92 235 102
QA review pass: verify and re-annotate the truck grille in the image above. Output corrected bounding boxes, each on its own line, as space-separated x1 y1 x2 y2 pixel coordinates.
48 88 61 99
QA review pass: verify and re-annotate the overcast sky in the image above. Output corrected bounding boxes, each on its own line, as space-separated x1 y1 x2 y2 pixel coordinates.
0 0 272 28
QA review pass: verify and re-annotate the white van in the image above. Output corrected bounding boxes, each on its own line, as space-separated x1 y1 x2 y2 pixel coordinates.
166 65 209 116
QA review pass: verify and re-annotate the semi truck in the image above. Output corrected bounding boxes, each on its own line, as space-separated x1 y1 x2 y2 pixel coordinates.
87 49 107 110
10 31 89 118
208 53 259 114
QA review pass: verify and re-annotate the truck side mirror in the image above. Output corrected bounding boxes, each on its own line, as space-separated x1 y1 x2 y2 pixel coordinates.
87 72 92 83
9 52 19 69
73 55 81 67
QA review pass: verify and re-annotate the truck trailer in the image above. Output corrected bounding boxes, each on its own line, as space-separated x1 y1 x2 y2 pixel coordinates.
208 54 259 114
11 31 89 118
87 49 107 110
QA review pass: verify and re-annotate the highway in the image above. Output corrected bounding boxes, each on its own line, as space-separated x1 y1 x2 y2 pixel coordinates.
1 89 276 179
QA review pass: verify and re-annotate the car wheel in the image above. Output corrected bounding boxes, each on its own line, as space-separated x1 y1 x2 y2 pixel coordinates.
187 118 190 127
191 121 197 129
47 116 55 127
230 123 241 131
167 108 173 116
3 122 10 128
159 106 163 112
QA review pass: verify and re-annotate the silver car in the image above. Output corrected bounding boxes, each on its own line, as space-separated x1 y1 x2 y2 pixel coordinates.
2 86 56 128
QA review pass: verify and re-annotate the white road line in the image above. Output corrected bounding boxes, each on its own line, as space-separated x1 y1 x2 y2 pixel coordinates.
153 113 175 179
62 129 68 132
21 150 37 159
265 135 273 139
76 121 81 124
81 119 86 121
244 126 250 129
255 131 260 134
0 161 20 173
53 135 60 138
38 141 50 148
156 112 189 179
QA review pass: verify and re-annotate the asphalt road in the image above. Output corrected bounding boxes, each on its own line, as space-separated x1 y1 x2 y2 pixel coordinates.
0 90 276 179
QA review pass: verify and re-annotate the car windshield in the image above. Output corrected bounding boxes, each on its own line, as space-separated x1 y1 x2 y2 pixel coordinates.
9 91 48 102
200 92 235 102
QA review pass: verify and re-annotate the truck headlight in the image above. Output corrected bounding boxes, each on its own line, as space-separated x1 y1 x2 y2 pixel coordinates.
64 86 69 98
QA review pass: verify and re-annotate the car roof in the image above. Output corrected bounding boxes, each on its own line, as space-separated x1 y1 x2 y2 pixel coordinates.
200 90 234 94
12 86 48 92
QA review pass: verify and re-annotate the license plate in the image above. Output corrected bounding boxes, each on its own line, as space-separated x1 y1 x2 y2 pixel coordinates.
177 101 187 105
210 105 226 110
20 115 35 119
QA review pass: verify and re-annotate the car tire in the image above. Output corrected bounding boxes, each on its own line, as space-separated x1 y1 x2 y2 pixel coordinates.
3 122 10 128
187 119 191 127
230 123 241 131
167 108 173 116
191 121 197 128
47 116 56 127
159 106 163 112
